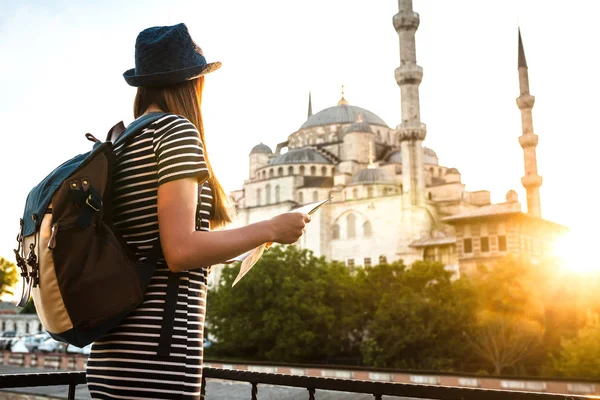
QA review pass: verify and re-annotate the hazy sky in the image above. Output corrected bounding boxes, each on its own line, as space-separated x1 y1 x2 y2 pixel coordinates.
0 0 598 264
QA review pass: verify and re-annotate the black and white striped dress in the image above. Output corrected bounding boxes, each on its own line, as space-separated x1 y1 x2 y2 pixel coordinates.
86 114 212 399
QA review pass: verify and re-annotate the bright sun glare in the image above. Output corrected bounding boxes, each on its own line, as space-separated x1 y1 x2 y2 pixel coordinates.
553 231 597 275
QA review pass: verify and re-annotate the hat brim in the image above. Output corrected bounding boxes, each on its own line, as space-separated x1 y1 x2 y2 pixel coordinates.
123 61 221 87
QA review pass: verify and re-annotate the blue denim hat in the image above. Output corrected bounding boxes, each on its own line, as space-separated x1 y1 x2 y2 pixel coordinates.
123 23 221 87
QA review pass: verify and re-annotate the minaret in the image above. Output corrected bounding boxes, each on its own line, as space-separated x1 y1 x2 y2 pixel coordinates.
307 92 313 118
393 0 426 206
517 29 542 218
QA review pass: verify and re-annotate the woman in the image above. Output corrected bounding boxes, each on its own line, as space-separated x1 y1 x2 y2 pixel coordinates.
85 23 309 399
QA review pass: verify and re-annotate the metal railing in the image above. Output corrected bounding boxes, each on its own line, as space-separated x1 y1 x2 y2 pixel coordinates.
0 369 593 400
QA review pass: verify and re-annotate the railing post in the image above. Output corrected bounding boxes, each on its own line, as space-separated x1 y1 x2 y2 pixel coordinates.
67 382 76 400
308 387 316 400
251 382 258 400
200 374 207 399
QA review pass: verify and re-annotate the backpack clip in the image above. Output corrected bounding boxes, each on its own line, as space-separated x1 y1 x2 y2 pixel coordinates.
86 194 102 212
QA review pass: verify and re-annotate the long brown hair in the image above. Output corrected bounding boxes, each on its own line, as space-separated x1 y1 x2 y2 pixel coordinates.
133 76 231 228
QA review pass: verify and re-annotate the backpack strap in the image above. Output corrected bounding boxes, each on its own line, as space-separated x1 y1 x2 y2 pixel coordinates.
113 112 168 145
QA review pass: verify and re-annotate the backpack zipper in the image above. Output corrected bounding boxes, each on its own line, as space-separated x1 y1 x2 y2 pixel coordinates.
48 224 58 249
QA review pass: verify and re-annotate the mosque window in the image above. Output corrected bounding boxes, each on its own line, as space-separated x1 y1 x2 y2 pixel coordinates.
275 186 280 203
262 171 266 179
313 191 318 202
321 166 327 176
298 192 304 204
363 221 373 237
265 185 271 204
364 257 372 267
463 238 473 254
311 166 316 175
480 237 490 253
498 235 507 251
367 187 373 198
400 184 403 193
331 167 335 176
256 189 262 206
347 214 356 239
352 188 358 199
269 169 274 178
430 167 434 175
379 255 387 264
278 167 283 176
428 192 432 200
288 166 294 175
332 224 340 240
300 166 305 175
25 324 29 334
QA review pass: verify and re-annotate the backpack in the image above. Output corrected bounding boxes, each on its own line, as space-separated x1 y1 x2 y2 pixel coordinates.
13 112 169 348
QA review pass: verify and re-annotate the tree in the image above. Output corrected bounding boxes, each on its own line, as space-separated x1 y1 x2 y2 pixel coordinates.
551 314 600 378
360 261 477 370
0 257 19 297
207 246 360 363
467 315 542 375
466 256 546 375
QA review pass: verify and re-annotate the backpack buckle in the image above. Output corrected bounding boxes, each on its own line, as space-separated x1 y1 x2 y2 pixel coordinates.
86 194 102 211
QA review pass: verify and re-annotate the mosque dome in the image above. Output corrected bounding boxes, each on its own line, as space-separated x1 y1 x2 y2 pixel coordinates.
269 148 333 165
300 104 388 130
250 143 272 155
445 167 460 175
343 119 373 134
385 147 439 165
351 168 395 185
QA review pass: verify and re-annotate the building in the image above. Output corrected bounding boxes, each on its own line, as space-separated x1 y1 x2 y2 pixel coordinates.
223 0 566 279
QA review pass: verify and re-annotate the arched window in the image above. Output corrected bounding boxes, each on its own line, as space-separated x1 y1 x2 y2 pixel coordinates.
400 184 403 193
278 167 283 176
429 167 434 175
266 184 271 204
298 192 304 204
256 189 262 206
288 166 294 175
363 221 373 237
300 166 305 175
313 191 318 202
352 188 358 199
332 224 340 240
269 169 274 178
310 166 316 175
321 166 327 176
275 185 280 203
25 323 29 333
428 192 432 200
379 255 387 264
347 214 356 239
256 171 260 179
367 187 373 198
331 167 335 176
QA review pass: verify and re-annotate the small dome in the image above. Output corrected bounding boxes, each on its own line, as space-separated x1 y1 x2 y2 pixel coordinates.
250 143 272 155
351 168 395 184
386 148 438 165
269 148 333 165
445 168 460 175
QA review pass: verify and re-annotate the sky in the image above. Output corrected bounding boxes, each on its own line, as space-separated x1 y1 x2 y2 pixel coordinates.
0 0 598 266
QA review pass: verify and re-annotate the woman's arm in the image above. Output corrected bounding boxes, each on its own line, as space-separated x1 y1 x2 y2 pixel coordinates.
158 177 310 272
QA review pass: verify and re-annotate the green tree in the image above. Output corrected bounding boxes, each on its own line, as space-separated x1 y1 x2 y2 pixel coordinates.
466 256 546 375
0 257 19 297
207 246 360 363
360 261 477 370
551 314 600 378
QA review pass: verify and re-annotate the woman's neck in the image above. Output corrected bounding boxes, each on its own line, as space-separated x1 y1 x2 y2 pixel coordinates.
143 104 164 115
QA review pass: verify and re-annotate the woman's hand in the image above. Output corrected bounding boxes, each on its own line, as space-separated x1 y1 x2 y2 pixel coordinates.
268 213 311 244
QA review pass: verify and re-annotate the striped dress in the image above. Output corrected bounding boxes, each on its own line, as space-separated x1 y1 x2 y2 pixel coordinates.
86 114 212 399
